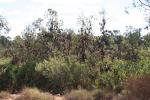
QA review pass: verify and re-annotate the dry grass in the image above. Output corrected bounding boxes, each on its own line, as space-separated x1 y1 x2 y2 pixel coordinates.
65 89 94 100
124 75 150 100
15 87 53 100
65 89 116 100
0 91 11 99
92 89 115 100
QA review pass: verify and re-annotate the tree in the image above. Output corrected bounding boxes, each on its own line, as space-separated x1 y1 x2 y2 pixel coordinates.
143 32 150 48
125 27 143 61
98 11 112 61
0 36 11 57
114 34 124 59
134 0 150 10
133 0 150 28
0 15 10 34
45 9 63 32
76 16 94 62
0 16 10 57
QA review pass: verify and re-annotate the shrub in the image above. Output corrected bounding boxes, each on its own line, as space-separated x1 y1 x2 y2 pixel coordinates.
0 63 18 91
97 59 150 92
15 87 53 100
16 61 37 88
0 57 11 66
97 60 128 92
0 59 41 92
36 56 70 94
36 56 95 94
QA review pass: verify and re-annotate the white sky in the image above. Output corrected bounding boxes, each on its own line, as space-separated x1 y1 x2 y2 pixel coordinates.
0 0 148 38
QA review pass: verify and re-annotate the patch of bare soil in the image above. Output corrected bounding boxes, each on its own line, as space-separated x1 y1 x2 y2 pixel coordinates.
53 95 65 100
1 94 64 100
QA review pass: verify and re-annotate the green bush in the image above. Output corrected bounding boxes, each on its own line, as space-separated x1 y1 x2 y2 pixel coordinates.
0 57 11 66
97 59 150 92
0 58 42 92
35 56 150 94
95 60 126 92
36 56 96 94
16 61 37 87
0 63 18 91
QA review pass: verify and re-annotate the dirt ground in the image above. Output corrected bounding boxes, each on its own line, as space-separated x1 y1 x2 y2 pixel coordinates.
2 94 65 100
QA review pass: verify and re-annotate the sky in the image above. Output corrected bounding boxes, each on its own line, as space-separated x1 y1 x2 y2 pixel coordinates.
0 0 148 38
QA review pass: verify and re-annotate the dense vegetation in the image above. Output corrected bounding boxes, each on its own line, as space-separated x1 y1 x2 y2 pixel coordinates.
0 3 150 99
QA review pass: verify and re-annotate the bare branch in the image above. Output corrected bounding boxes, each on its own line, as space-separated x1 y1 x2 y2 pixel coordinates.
138 0 150 8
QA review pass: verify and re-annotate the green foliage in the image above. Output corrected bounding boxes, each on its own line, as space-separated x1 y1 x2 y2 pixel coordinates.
0 57 11 66
0 63 18 91
97 59 150 92
36 56 96 94
16 61 37 87
0 58 40 91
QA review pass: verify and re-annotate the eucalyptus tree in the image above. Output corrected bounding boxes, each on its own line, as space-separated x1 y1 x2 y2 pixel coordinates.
143 32 150 48
133 0 150 10
45 9 63 32
0 16 11 57
0 15 10 34
77 16 95 62
132 0 150 29
98 11 113 61
125 27 143 61
113 30 124 59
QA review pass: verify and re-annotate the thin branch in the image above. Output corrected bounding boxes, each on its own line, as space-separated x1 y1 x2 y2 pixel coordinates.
138 0 150 8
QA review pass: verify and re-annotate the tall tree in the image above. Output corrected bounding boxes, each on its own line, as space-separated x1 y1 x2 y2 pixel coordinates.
45 9 63 32
133 0 150 28
134 0 150 10
77 16 94 62
0 15 10 34
125 27 142 61
98 11 112 61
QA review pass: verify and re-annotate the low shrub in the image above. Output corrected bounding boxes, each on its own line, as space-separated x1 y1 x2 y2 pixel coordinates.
0 60 45 92
36 56 95 94
16 61 37 88
0 57 11 66
0 63 18 92
98 59 150 92
97 60 128 92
